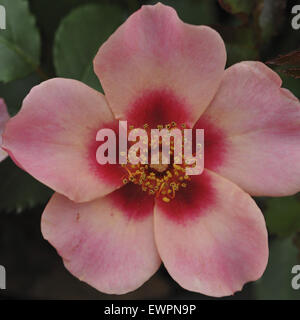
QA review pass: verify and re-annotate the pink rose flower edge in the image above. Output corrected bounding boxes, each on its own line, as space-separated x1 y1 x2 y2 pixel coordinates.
0 99 10 162
2 3 300 297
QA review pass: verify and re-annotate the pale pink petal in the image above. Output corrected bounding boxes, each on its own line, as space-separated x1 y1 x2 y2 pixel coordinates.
42 184 160 294
154 170 268 297
94 3 226 127
0 99 10 162
195 61 300 196
2 78 124 202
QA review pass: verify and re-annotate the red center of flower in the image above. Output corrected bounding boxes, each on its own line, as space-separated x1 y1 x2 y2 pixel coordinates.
121 121 193 203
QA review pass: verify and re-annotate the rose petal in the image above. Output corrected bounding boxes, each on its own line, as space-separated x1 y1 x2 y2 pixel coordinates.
195 61 300 196
2 78 123 202
42 185 160 294
0 99 10 162
94 3 226 127
154 170 268 297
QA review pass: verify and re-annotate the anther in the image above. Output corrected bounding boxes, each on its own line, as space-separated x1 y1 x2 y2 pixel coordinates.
120 120 193 202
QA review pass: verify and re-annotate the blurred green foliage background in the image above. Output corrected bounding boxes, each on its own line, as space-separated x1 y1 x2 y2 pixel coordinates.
0 0 300 300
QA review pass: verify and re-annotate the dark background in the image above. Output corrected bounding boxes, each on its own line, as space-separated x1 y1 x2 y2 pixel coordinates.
0 0 300 300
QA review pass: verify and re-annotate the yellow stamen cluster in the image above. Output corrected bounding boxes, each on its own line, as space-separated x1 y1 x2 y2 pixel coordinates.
122 121 192 203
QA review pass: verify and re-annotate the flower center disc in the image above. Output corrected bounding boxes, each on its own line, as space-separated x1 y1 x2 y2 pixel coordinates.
122 121 192 203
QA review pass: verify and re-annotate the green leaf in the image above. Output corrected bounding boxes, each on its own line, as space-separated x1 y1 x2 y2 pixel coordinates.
54 4 125 91
150 0 217 25
0 0 41 83
218 0 255 15
219 26 259 66
265 196 300 237
30 0 93 38
281 75 300 98
0 73 40 116
0 158 53 213
253 237 300 300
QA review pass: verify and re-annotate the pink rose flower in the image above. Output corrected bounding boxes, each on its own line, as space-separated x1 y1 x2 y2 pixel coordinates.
2 4 300 297
0 99 9 162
